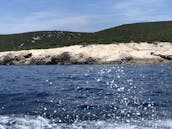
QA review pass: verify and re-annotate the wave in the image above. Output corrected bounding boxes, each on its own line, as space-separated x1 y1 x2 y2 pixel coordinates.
0 115 171 129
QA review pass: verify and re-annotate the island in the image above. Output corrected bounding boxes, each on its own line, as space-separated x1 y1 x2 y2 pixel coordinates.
0 21 172 65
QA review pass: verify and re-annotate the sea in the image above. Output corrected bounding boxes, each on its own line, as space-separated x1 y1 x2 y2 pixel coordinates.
0 65 171 129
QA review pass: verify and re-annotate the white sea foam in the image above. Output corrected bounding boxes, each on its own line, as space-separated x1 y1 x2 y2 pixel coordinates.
0 115 171 129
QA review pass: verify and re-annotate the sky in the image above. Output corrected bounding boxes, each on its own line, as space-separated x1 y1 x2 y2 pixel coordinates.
0 0 172 34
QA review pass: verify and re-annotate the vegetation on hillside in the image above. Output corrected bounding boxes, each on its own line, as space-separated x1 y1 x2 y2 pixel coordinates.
0 21 172 52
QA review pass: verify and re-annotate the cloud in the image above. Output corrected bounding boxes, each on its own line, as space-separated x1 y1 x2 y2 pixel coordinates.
113 0 172 22
0 9 120 34
0 11 91 34
0 0 172 34
115 0 157 8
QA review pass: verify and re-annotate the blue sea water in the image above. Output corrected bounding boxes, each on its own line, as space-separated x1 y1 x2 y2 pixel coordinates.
0 65 172 129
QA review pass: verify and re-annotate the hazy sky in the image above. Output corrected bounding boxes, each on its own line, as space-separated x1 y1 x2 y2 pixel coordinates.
0 0 172 34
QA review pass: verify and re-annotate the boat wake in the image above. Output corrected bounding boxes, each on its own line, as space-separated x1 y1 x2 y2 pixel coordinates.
0 115 171 129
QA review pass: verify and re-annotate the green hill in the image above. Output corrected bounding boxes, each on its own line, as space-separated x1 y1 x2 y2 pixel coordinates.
0 21 172 52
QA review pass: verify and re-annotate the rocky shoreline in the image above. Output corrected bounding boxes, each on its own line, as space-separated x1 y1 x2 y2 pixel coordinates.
0 42 172 65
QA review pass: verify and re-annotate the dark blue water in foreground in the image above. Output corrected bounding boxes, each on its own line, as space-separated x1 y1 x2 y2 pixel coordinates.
0 65 172 129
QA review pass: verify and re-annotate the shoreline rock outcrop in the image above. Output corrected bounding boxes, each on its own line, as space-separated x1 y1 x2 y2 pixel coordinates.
0 42 172 65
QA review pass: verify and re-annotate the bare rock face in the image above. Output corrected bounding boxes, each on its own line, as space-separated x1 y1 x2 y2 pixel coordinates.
30 56 51 65
151 52 172 60
0 51 99 65
0 43 172 65
0 54 14 65
50 52 71 64
49 52 98 64
71 54 98 64
79 57 97 64
23 53 32 58
118 53 134 63
0 52 33 65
